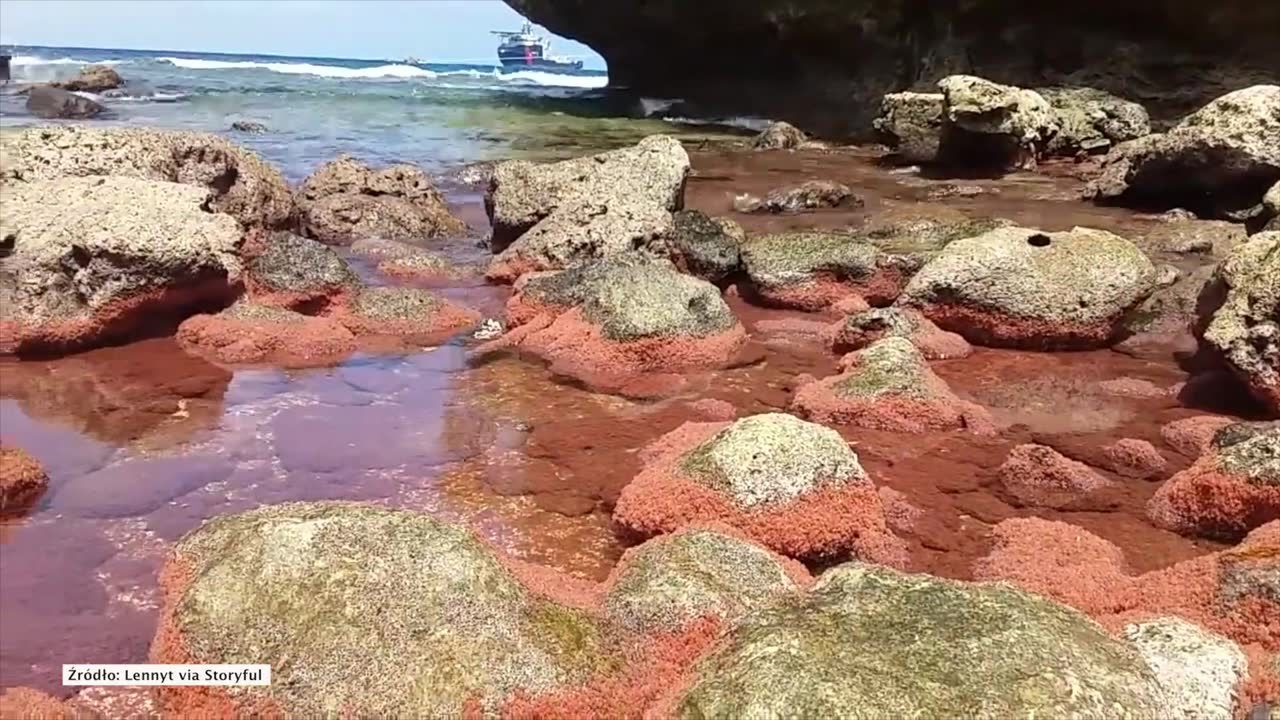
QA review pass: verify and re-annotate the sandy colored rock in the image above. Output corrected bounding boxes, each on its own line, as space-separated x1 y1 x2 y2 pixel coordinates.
676 563 1166 718
297 155 463 244
485 135 689 280
245 232 359 309
751 121 805 150
1125 617 1247 720
0 176 243 355
333 286 480 340
741 232 898 310
937 75 1058 169
53 64 123 92
999 443 1117 511
1202 231 1280 414
874 91 943 163
1104 438 1169 479
152 502 613 718
0 446 49 514
0 125 292 229
900 225 1156 349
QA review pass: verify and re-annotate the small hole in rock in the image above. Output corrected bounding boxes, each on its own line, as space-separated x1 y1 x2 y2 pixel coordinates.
1027 233 1051 248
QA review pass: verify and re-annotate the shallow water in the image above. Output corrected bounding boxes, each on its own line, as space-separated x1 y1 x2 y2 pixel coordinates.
0 142 1242 699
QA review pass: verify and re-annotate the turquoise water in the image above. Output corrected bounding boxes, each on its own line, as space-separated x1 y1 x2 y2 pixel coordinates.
1 45 757 179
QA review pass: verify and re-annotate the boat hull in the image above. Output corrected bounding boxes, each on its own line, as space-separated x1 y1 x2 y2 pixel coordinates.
499 57 584 72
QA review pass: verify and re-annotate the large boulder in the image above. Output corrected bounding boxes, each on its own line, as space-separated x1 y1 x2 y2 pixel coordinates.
602 525 807 635
476 257 746 397
25 86 104 119
740 232 903 311
791 337 994 433
152 502 613 718
751 121 806 150
0 125 292 229
243 232 360 309
1202 231 1280 413
613 413 906 563
1037 86 1151 155
296 155 464 245
1088 85 1280 217
899 225 1156 349
484 135 690 281
937 75 1059 169
1148 422 1280 539
0 176 243 355
52 64 123 92
873 91 944 163
675 563 1166 718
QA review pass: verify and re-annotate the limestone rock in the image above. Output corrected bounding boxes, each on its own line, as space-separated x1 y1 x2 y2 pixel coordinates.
900 225 1156 349
937 75 1058 169
245 232 360 309
1037 86 1151 155
828 306 972 360
751 121 806 150
741 232 900 310
1202 231 1280 413
52 64 123 92
485 135 689 281
1088 85 1280 217
297 155 464 244
25 86 104 119
0 176 243 355
666 210 743 283
873 92 943 163
676 563 1166 718
333 286 479 340
736 180 858 214
177 302 357 367
1125 617 1247 720
0 125 293 229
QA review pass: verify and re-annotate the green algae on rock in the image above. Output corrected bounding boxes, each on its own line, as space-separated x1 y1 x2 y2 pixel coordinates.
603 527 804 635
676 564 1166 719
154 502 614 718
1203 231 1280 415
900 225 1156 349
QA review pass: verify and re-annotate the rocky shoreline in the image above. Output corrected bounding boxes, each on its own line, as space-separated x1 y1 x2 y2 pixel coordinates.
1 75 1279 718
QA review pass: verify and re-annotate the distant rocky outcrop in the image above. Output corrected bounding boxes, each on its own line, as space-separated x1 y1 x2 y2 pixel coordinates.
25 86 104 119
230 120 269 134
52 64 123 93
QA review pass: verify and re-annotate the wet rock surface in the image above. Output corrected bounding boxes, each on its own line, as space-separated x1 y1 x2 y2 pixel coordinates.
25 86 105 119
296 155 464 244
52 64 124 93
0 446 49 515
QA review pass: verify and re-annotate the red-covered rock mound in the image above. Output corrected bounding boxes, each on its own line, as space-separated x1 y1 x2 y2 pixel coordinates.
613 413 907 564
997 443 1117 511
827 306 972 359
177 302 357 367
0 446 49 515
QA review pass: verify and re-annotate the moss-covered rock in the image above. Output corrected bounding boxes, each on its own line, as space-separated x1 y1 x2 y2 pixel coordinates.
247 232 359 306
1037 86 1151 155
676 564 1166 719
900 225 1156 349
667 210 743 283
829 306 972 359
741 232 890 310
873 92 943 163
154 502 613 718
1202 231 1280 414
603 527 802 634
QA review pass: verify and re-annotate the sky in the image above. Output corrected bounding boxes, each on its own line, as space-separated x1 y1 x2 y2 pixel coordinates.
0 0 606 69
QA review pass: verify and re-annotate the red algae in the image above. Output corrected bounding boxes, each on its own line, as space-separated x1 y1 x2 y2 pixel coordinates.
0 687 95 720
176 311 357 367
913 301 1121 350
996 443 1117 511
750 269 908 312
1148 451 1280 540
1161 416 1237 458
614 421 907 564
0 446 49 515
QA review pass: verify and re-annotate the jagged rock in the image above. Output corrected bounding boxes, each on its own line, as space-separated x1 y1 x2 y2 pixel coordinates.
0 446 49 515
603 526 805 634
666 210 744 283
245 232 360 309
52 64 123 92
297 155 464 244
1203 232 1280 413
614 413 906 562
752 121 806 150
874 92 943 163
152 502 612 718
1149 422 1280 539
900 225 1156 349
230 120 268 134
0 125 293 229
792 337 994 433
1088 85 1280 217
1037 86 1151 155
0 176 243 355
1125 617 1247 720
676 563 1166 718
25 86 104 119
485 135 689 281
937 75 1058 169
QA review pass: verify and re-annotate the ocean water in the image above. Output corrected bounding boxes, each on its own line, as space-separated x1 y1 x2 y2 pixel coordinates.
0 45 757 180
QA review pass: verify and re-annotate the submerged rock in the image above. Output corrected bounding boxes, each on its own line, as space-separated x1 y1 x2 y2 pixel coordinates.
25 86 104 119
666 210 743 283
0 125 293 229
485 135 690 281
230 120 268 134
998 443 1116 511
827 306 972 360
937 75 1058 169
177 302 356 367
52 64 123 92
152 502 613 718
297 155 464 244
900 225 1156 349
735 180 858 214
1148 422 1280 539
614 413 906 563
332 286 479 341
1037 86 1151 155
740 232 902 311
751 121 806 150
376 250 465 282
244 232 360 309
0 176 243 355
1125 617 1247 720
676 563 1166 718
1202 231 1280 414
0 446 49 515
479 257 746 397
1088 85 1280 217
603 525 806 634
791 337 994 433
873 91 943 163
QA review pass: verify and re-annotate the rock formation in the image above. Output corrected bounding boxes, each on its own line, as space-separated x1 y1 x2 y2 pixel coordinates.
296 155 464 244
